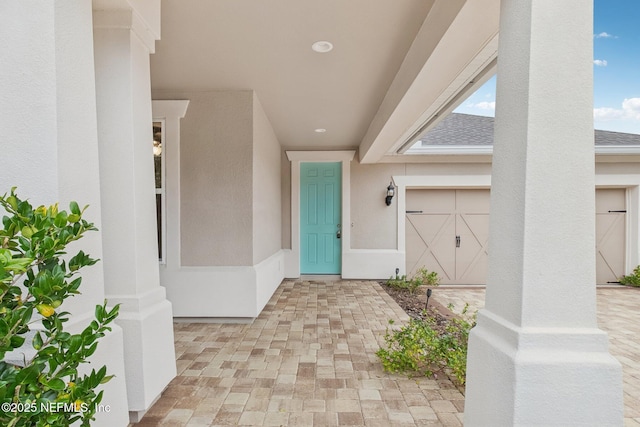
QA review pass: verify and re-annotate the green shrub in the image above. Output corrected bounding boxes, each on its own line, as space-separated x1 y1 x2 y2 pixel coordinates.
386 267 440 294
376 305 473 386
619 265 640 287
0 188 119 427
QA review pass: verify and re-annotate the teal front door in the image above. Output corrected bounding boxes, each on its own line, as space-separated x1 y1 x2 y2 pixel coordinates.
300 162 342 274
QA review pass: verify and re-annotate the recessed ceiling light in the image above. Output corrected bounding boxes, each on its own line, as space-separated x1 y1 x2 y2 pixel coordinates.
315 128 327 133
311 41 333 53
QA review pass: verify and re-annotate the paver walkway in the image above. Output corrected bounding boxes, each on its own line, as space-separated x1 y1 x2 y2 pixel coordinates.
435 286 640 427
136 279 463 426
136 280 640 426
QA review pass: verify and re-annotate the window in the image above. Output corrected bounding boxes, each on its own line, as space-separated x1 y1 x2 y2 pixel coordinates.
153 120 165 262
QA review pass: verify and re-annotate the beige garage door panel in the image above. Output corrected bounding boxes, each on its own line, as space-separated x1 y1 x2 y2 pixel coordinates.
406 188 626 285
456 189 490 212
456 213 490 283
406 214 455 281
596 189 626 284
406 189 490 285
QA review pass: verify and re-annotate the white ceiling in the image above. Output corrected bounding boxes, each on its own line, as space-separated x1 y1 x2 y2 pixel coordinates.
150 0 500 162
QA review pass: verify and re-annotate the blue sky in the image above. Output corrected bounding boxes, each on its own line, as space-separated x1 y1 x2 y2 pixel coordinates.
454 0 640 135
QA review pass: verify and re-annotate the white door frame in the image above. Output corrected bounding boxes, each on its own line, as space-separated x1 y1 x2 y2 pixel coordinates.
286 151 356 277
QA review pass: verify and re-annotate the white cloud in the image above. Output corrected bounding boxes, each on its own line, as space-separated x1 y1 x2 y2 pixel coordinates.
594 32 616 39
622 98 640 120
594 98 640 120
594 107 624 120
472 101 496 111
593 59 608 67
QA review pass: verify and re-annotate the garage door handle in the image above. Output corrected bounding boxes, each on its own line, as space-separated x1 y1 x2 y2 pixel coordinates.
456 235 461 248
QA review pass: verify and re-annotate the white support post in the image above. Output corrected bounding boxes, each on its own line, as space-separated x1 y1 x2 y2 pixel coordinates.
464 1 623 425
92 2 176 421
0 2 130 425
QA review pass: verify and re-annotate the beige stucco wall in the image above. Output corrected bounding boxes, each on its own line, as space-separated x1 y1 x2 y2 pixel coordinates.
153 90 254 266
152 90 283 267
281 156 494 251
350 161 405 249
252 93 282 264
596 161 640 175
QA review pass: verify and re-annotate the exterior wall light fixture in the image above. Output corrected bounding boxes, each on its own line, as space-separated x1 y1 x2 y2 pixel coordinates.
385 181 395 206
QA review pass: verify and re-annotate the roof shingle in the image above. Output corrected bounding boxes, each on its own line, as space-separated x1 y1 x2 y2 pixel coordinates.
418 113 640 146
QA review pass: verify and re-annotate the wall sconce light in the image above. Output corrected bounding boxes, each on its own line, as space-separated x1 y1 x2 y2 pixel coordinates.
385 181 395 206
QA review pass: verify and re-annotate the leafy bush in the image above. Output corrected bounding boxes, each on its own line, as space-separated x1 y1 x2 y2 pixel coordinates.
619 265 640 287
0 188 119 426
376 305 473 386
386 267 440 294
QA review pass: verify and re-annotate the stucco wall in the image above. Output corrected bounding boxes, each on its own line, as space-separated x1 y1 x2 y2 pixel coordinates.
153 90 254 266
252 94 282 264
596 162 640 176
282 157 494 251
350 162 404 249
351 162 493 249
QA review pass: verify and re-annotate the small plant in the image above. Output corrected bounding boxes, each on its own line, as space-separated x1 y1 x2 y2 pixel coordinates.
0 188 119 426
386 267 440 294
414 267 440 288
619 265 640 287
376 304 474 386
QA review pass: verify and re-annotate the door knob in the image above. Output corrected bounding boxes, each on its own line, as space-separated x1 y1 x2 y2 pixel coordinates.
337 230 341 239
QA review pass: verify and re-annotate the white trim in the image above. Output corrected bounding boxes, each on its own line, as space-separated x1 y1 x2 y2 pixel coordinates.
406 145 494 155
627 186 640 273
285 151 356 277
393 174 492 188
341 249 405 279
286 150 356 162
153 118 166 264
152 100 189 271
161 250 285 317
404 144 640 156
596 145 640 155
92 9 158 53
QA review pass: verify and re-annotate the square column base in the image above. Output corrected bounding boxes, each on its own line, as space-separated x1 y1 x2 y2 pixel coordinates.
83 322 130 427
465 310 623 426
108 288 177 416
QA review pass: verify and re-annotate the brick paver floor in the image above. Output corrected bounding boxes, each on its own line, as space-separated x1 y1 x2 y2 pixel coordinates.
435 285 640 427
135 280 640 426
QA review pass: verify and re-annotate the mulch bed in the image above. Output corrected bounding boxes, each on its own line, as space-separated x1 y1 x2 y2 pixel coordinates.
378 281 458 342
378 281 456 326
378 281 468 393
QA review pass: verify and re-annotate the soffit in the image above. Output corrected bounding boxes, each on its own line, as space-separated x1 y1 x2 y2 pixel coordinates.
150 0 499 159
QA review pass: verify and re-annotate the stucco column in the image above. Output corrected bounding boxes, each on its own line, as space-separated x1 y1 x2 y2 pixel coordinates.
92 2 176 421
0 2 130 426
464 1 623 425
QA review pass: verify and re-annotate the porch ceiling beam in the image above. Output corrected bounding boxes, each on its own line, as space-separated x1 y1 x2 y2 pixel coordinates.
358 0 500 164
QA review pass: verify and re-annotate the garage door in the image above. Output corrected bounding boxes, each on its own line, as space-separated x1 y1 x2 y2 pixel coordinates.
406 189 490 285
406 188 625 285
596 189 626 284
